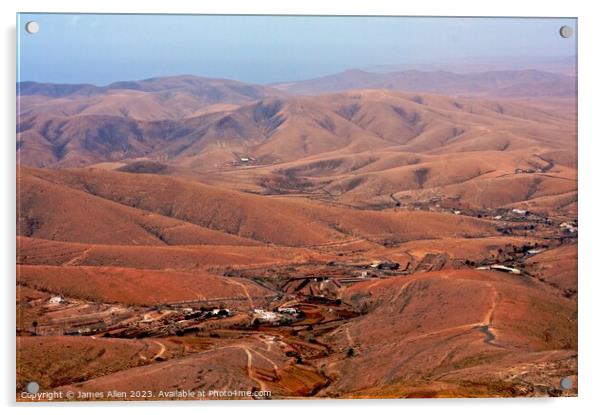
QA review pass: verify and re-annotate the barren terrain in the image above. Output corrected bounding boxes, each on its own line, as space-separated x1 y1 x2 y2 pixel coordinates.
17 71 577 400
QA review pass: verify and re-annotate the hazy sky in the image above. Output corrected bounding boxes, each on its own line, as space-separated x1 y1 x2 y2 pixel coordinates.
17 13 577 85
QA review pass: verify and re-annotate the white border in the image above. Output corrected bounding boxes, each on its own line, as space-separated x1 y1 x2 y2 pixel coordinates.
2 1 600 414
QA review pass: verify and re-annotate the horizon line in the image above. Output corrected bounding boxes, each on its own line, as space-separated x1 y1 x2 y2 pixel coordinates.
16 64 577 88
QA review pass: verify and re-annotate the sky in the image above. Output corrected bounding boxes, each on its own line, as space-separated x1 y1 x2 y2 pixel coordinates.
17 14 577 85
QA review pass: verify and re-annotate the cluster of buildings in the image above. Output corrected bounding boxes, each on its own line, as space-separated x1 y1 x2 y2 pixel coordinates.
252 307 301 326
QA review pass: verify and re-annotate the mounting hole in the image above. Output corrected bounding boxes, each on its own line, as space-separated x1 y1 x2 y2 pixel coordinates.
559 25 573 39
560 377 573 390
25 381 40 394
25 21 39 34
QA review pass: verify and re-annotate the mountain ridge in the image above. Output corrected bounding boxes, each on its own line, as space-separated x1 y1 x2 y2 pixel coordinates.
272 68 576 97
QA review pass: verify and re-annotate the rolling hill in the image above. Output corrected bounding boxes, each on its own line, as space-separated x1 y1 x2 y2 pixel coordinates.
19 74 286 102
273 69 576 97
17 82 576 175
15 70 577 400
18 167 496 247
323 268 576 397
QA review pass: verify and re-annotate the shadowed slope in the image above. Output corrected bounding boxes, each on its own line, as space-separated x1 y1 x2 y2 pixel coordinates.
17 169 262 246
21 167 496 247
18 84 575 169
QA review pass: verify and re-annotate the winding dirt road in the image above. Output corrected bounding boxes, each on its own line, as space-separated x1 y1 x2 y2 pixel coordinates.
151 340 166 360
228 280 254 308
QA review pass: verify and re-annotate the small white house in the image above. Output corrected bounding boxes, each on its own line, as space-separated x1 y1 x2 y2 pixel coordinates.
477 265 521 275
491 264 521 275
210 308 230 316
560 222 577 233
277 307 299 315
48 296 63 305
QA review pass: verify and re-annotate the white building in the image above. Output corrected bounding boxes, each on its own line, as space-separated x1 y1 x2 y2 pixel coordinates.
491 264 521 275
48 296 63 304
210 308 230 316
560 222 577 233
277 307 299 315
253 308 279 323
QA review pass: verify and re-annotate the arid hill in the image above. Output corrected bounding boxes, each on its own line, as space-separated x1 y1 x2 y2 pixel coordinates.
19 74 286 101
273 69 576 97
17 82 576 200
18 264 276 306
18 167 495 247
16 72 577 400
322 268 576 397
